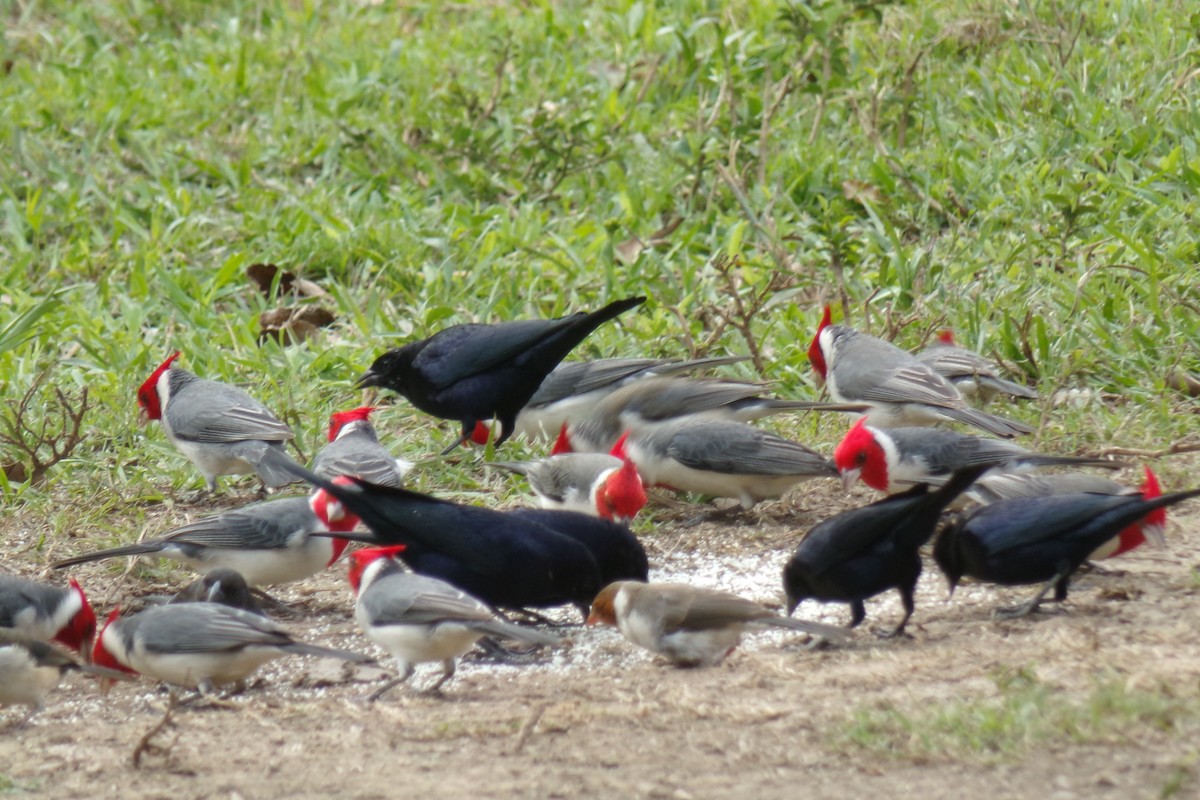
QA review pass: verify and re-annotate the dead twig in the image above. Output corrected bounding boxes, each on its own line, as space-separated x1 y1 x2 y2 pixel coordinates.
132 690 183 768
511 702 550 754
0 369 89 485
1096 442 1200 459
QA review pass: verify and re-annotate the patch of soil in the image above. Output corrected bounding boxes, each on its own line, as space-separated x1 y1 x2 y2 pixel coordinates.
3 467 1199 800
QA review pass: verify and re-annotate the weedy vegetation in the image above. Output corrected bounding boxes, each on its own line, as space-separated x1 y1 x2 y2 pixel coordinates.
842 666 1200 765
1 3 1199 794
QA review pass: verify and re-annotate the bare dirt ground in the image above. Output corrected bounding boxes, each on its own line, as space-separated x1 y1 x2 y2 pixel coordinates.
3 464 1199 800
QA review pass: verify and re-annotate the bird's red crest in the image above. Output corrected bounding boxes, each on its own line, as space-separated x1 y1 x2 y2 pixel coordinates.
328 406 377 441
608 432 630 460
136 351 181 421
311 485 362 533
937 330 957 345
91 609 136 674
807 305 832 380
599 458 646 522
469 420 495 447
1140 466 1166 528
551 423 573 455
833 418 889 491
347 545 407 593
55 578 97 655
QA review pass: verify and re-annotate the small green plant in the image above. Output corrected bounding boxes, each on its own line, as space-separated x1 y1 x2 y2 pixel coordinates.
841 669 1200 764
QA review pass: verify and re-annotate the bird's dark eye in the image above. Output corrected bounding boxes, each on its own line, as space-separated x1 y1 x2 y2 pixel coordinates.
856 452 867 465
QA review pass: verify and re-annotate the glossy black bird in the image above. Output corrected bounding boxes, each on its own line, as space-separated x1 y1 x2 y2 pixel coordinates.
783 464 991 636
281 464 623 618
170 568 263 615
356 296 646 453
934 486 1200 617
507 508 648 587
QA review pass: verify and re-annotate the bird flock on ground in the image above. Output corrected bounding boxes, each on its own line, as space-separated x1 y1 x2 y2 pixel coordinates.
3 296 1196 723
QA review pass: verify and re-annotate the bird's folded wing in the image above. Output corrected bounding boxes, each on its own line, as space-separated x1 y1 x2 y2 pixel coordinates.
415 318 579 388
666 426 836 477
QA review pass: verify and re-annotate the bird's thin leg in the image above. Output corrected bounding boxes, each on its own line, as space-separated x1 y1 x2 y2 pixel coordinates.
848 600 867 629
366 664 414 703
995 571 1067 619
881 587 915 638
426 660 456 694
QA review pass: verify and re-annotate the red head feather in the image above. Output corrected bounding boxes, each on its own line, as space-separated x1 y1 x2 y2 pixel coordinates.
91 609 136 674
832 418 890 491
469 420 495 446
136 351 182 421
937 330 957 345
608 432 630 460
53 578 97 656
328 406 377 442
551 423 573 455
1102 467 1166 559
347 545 408 593
598 458 647 522
807 306 833 381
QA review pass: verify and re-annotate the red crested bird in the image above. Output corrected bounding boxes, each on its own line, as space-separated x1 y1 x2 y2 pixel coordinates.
92 603 372 694
467 355 750 444
51 490 359 587
966 467 1165 561
613 420 838 510
557 375 861 454
0 575 96 656
486 453 647 523
280 465 636 618
832 419 1120 493
783 465 990 636
136 352 302 493
355 296 646 453
312 406 413 487
587 581 847 667
933 486 1200 617
347 547 558 699
0 641 131 721
808 306 1032 438
916 330 1038 401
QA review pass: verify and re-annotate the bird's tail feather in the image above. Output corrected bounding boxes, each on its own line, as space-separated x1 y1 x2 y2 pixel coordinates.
282 642 376 663
51 541 168 569
939 406 1034 438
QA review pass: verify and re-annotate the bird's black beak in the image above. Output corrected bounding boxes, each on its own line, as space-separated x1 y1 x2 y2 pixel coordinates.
355 370 381 389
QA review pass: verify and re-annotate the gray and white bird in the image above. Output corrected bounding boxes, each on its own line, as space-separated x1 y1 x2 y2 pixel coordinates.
471 355 751 443
0 575 96 655
916 330 1037 401
52 490 360 587
587 581 847 667
0 641 129 722
312 406 412 488
348 546 558 699
91 602 372 694
136 351 301 493
170 568 263 614
808 306 1032 437
614 418 839 510
487 453 647 523
559 376 859 454
832 419 1120 494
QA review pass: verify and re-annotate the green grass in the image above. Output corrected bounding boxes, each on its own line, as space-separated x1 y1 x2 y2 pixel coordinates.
842 666 1200 766
0 0 1197 523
